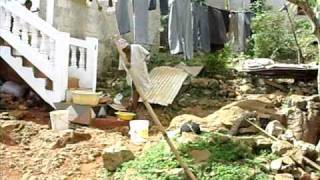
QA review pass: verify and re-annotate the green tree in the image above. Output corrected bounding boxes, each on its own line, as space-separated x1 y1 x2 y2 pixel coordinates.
286 0 320 93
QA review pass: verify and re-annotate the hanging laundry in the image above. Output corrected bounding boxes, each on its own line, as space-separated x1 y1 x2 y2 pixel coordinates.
230 12 252 52
149 0 157 11
221 10 230 32
193 3 211 53
168 0 193 59
115 0 130 35
207 7 227 51
132 0 149 44
160 0 169 15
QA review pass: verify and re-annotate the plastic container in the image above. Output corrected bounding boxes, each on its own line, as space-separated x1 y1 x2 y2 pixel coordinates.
71 90 102 106
115 112 136 121
50 110 69 131
129 120 149 144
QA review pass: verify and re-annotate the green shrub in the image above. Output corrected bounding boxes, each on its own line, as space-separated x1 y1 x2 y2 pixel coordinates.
251 11 297 61
200 46 232 76
113 133 272 180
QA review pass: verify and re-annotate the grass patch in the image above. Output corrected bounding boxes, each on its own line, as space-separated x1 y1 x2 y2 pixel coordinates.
112 133 276 180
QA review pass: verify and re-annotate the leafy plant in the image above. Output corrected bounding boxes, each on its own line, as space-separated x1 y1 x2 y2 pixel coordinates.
199 46 232 76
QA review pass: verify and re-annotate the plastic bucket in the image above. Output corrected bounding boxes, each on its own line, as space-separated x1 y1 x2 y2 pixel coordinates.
129 120 150 144
50 110 69 131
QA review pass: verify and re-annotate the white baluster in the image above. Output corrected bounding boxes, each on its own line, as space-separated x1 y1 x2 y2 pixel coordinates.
78 47 86 70
48 38 56 65
0 8 5 30
30 27 39 50
20 20 29 44
39 32 49 60
2 11 11 31
12 15 21 38
70 46 78 68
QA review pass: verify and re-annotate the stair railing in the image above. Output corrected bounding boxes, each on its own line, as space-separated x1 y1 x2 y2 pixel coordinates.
0 0 99 104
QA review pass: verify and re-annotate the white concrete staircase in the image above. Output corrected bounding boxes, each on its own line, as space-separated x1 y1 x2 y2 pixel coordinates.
0 0 98 108
0 46 57 107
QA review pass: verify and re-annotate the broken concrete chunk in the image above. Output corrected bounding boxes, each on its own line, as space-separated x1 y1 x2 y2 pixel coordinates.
255 136 273 149
294 140 318 160
281 156 295 166
274 173 294 180
270 158 283 171
271 140 293 156
265 120 285 138
102 145 134 171
279 130 295 142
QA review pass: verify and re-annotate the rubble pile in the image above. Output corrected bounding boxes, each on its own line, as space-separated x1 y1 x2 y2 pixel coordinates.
168 94 320 179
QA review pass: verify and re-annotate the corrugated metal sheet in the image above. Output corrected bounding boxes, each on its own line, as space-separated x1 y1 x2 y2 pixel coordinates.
142 66 189 106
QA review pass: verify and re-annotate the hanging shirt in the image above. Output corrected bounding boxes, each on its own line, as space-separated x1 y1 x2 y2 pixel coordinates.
168 0 193 60
133 0 149 44
118 44 152 93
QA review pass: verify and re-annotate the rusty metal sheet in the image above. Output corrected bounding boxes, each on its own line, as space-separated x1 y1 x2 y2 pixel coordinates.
175 62 203 77
141 66 189 106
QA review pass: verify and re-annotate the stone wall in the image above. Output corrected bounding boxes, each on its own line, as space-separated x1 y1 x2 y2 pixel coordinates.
39 0 160 75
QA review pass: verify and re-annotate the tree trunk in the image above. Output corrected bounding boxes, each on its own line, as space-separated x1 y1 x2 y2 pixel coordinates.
318 36 320 94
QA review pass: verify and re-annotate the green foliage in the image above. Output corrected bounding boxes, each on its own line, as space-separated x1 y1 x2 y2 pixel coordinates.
113 133 273 180
198 46 232 76
250 0 271 14
251 11 298 61
149 49 231 77
250 9 318 62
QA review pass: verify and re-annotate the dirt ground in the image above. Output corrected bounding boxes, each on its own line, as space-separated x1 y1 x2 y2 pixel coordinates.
0 117 163 179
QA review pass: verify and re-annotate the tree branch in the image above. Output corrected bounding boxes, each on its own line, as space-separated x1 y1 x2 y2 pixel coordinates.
286 0 320 36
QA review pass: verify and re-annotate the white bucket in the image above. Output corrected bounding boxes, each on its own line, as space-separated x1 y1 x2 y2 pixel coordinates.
129 120 150 144
50 110 70 131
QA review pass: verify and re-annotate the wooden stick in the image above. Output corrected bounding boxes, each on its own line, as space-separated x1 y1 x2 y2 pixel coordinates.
115 43 197 180
244 118 320 171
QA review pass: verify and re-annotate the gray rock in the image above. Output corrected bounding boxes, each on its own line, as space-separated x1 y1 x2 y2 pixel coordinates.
102 145 134 171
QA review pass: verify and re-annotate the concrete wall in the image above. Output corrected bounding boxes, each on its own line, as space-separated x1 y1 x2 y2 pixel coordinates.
40 0 160 75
